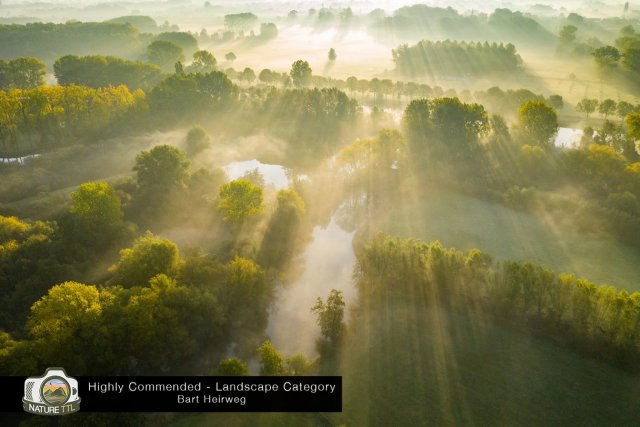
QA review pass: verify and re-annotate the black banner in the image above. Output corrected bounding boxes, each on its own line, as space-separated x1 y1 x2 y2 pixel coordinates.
1 376 342 413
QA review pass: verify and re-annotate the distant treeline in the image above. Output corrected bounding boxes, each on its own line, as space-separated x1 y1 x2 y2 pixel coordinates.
356 234 640 372
393 40 522 78
0 22 200 64
0 69 359 161
373 6 555 45
0 22 142 62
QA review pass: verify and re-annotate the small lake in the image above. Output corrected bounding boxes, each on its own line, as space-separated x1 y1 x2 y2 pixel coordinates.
1 154 40 165
554 127 583 148
223 159 289 189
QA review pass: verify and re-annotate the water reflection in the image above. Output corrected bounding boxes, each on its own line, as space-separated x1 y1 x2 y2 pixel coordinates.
266 216 356 356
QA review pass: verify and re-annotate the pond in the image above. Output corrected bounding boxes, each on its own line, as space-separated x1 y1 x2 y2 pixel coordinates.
554 127 583 148
223 159 289 189
0 154 40 165
266 216 356 356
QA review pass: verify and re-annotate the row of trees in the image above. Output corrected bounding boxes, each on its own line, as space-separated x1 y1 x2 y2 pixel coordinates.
0 22 141 62
0 84 142 153
54 55 162 90
355 234 640 371
393 40 522 77
575 97 640 120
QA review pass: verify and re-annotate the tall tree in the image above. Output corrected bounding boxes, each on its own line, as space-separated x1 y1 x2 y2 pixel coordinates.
217 179 264 227
290 60 312 87
147 40 184 71
517 100 559 148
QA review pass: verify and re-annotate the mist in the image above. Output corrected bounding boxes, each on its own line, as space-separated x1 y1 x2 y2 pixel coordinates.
2 0 640 425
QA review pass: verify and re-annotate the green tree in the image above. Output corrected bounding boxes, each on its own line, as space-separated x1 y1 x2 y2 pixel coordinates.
592 46 621 68
69 182 123 228
626 112 640 140
217 179 264 226
65 181 126 248
217 358 248 376
257 340 287 375
184 126 211 156
517 100 559 148
599 99 617 118
576 98 599 120
559 25 578 42
155 32 198 56
311 289 346 342
290 60 312 87
189 50 216 73
0 57 46 89
548 94 564 110
134 145 191 197
239 67 256 84
258 189 305 270
258 68 277 84
328 48 337 61
109 232 180 287
225 52 237 62
617 100 634 120
147 40 184 71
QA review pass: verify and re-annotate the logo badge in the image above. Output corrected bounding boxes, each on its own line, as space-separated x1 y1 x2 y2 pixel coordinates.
23 367 81 415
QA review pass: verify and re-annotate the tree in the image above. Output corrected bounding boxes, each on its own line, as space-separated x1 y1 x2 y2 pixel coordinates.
592 46 621 68
109 232 180 287
626 112 640 140
517 100 559 148
258 189 305 269
258 68 277 84
257 340 287 375
189 50 216 73
65 181 126 247
290 60 312 87
184 126 211 156
617 101 634 120
28 282 104 340
0 57 46 90
259 23 278 39
147 40 184 71
548 94 564 110
217 179 264 226
155 32 198 56
134 145 191 196
599 99 617 118
311 289 345 343
328 48 337 61
224 52 237 62
69 182 122 227
224 13 258 30
217 358 248 376
576 98 598 120
559 25 578 43
239 67 256 84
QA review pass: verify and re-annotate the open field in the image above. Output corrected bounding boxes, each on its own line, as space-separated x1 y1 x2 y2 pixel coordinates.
375 188 640 291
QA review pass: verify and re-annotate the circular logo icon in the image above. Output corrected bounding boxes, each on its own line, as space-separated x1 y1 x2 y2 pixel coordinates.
40 376 70 406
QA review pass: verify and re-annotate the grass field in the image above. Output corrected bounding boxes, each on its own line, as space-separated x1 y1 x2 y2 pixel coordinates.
373 188 640 292
176 301 640 427
339 303 640 426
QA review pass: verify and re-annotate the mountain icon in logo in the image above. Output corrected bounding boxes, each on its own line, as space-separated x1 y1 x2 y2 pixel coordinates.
23 368 80 415
42 378 69 405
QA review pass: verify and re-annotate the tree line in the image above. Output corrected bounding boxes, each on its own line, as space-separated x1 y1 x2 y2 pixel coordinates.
355 234 640 372
393 40 523 78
